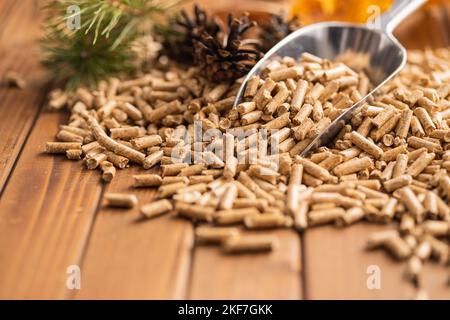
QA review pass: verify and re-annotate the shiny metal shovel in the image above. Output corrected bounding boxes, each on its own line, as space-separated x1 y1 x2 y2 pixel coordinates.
233 0 426 156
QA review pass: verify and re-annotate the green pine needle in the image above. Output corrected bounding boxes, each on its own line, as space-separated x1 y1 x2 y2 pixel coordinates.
41 26 136 90
41 0 182 90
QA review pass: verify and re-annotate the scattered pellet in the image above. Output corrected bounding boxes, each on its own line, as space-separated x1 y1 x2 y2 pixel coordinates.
104 193 138 208
350 131 383 159
175 201 214 222
100 161 116 182
66 149 82 160
215 208 260 225
131 135 162 149
133 174 163 187
396 187 425 220
86 152 107 169
383 175 413 192
244 214 293 229
143 150 164 169
140 199 173 219
367 230 398 249
44 48 450 284
196 226 240 244
222 235 277 253
384 235 412 259
219 182 238 210
333 157 373 176
158 182 187 198
5 70 26 88
309 208 345 226
46 142 82 154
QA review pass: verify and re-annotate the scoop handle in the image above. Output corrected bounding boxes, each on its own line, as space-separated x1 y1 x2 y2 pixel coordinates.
378 0 427 33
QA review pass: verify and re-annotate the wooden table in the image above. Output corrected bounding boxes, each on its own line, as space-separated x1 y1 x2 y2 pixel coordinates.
0 0 449 299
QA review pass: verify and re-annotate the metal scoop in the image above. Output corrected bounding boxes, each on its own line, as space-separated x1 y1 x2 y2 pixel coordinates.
233 0 426 156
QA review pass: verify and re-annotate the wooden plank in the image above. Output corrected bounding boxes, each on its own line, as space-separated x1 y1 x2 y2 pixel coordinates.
0 111 102 299
0 0 447 301
74 167 194 299
400 3 450 299
189 230 302 299
304 7 450 300
0 0 17 34
0 0 49 193
422 264 450 300
0 1 40 44
303 224 415 299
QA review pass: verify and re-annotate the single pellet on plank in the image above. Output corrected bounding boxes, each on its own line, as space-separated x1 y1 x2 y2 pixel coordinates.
222 235 278 253
104 193 138 208
46 142 82 154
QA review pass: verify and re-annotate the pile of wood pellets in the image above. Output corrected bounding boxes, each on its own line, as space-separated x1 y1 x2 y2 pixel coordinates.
46 48 450 295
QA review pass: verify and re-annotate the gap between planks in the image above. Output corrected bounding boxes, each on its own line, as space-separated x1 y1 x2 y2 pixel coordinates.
0 111 103 299
0 0 49 194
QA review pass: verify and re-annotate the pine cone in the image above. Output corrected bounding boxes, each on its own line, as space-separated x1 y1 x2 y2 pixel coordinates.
193 13 263 81
158 5 222 62
259 12 301 52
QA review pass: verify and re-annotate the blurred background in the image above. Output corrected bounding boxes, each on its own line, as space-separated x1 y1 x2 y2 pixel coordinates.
197 0 449 48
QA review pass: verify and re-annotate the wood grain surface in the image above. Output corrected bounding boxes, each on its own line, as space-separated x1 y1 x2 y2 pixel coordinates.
74 167 194 299
303 224 415 299
0 0 49 193
0 111 102 299
0 0 448 299
303 2 450 300
189 230 302 299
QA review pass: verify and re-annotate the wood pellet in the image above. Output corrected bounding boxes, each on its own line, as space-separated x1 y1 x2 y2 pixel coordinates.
46 48 450 295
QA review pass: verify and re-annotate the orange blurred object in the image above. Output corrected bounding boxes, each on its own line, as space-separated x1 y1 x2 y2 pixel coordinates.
289 0 393 24
289 0 446 24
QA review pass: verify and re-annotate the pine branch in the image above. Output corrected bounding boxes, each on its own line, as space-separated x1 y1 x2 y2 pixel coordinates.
41 25 135 90
41 0 182 90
